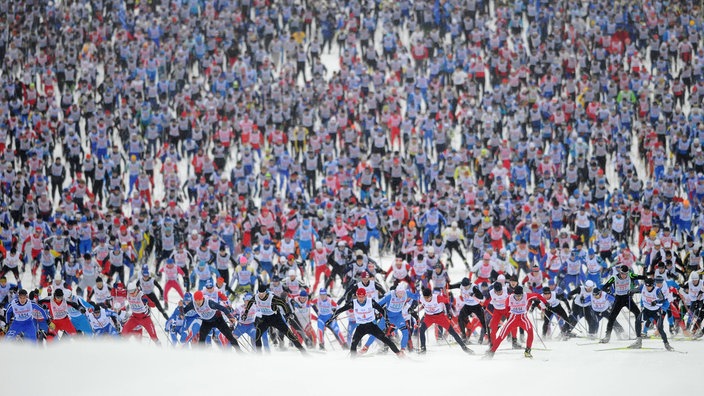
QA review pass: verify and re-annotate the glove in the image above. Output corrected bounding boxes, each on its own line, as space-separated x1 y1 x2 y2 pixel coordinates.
79 307 86 314
651 301 657 307
580 296 586 304
48 322 56 331
286 313 295 321
385 319 391 328
325 319 333 327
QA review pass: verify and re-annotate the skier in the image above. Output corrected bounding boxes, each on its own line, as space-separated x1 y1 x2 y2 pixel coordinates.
417 288 473 354
180 290 241 350
43 288 81 336
629 278 674 351
600 265 646 343
121 283 160 343
567 280 598 337
485 285 547 358
241 284 305 353
376 284 418 351
289 290 317 347
590 287 625 337
159 258 185 304
311 288 347 350
540 286 578 339
137 268 169 319
5 289 52 342
232 293 270 350
487 281 518 348
326 287 403 357
448 277 489 343
88 305 121 336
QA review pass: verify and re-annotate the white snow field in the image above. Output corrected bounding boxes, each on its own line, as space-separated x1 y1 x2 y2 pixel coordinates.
1 335 699 396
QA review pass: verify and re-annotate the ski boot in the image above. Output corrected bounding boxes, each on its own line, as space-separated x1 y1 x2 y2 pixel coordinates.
380 345 390 354
418 346 427 355
396 350 406 358
599 333 611 344
627 337 642 349
483 350 495 359
664 342 674 351
462 345 475 355
359 345 369 354
524 347 533 358
319 343 326 351
562 331 577 341
511 337 522 349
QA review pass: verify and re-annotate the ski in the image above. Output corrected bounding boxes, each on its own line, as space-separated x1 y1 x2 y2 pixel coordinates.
597 346 687 353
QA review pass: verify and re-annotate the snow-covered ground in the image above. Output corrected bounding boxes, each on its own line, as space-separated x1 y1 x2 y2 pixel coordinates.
2 335 698 395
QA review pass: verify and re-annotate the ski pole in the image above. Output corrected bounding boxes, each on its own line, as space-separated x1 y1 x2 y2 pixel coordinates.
531 309 548 349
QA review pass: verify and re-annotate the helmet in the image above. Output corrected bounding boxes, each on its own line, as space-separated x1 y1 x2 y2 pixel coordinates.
193 291 204 301
299 290 308 298
584 280 595 289
356 288 367 297
461 277 470 287
513 285 524 295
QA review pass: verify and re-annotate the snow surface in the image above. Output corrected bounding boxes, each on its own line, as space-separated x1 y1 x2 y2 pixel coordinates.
4 0 699 393
2 336 699 396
